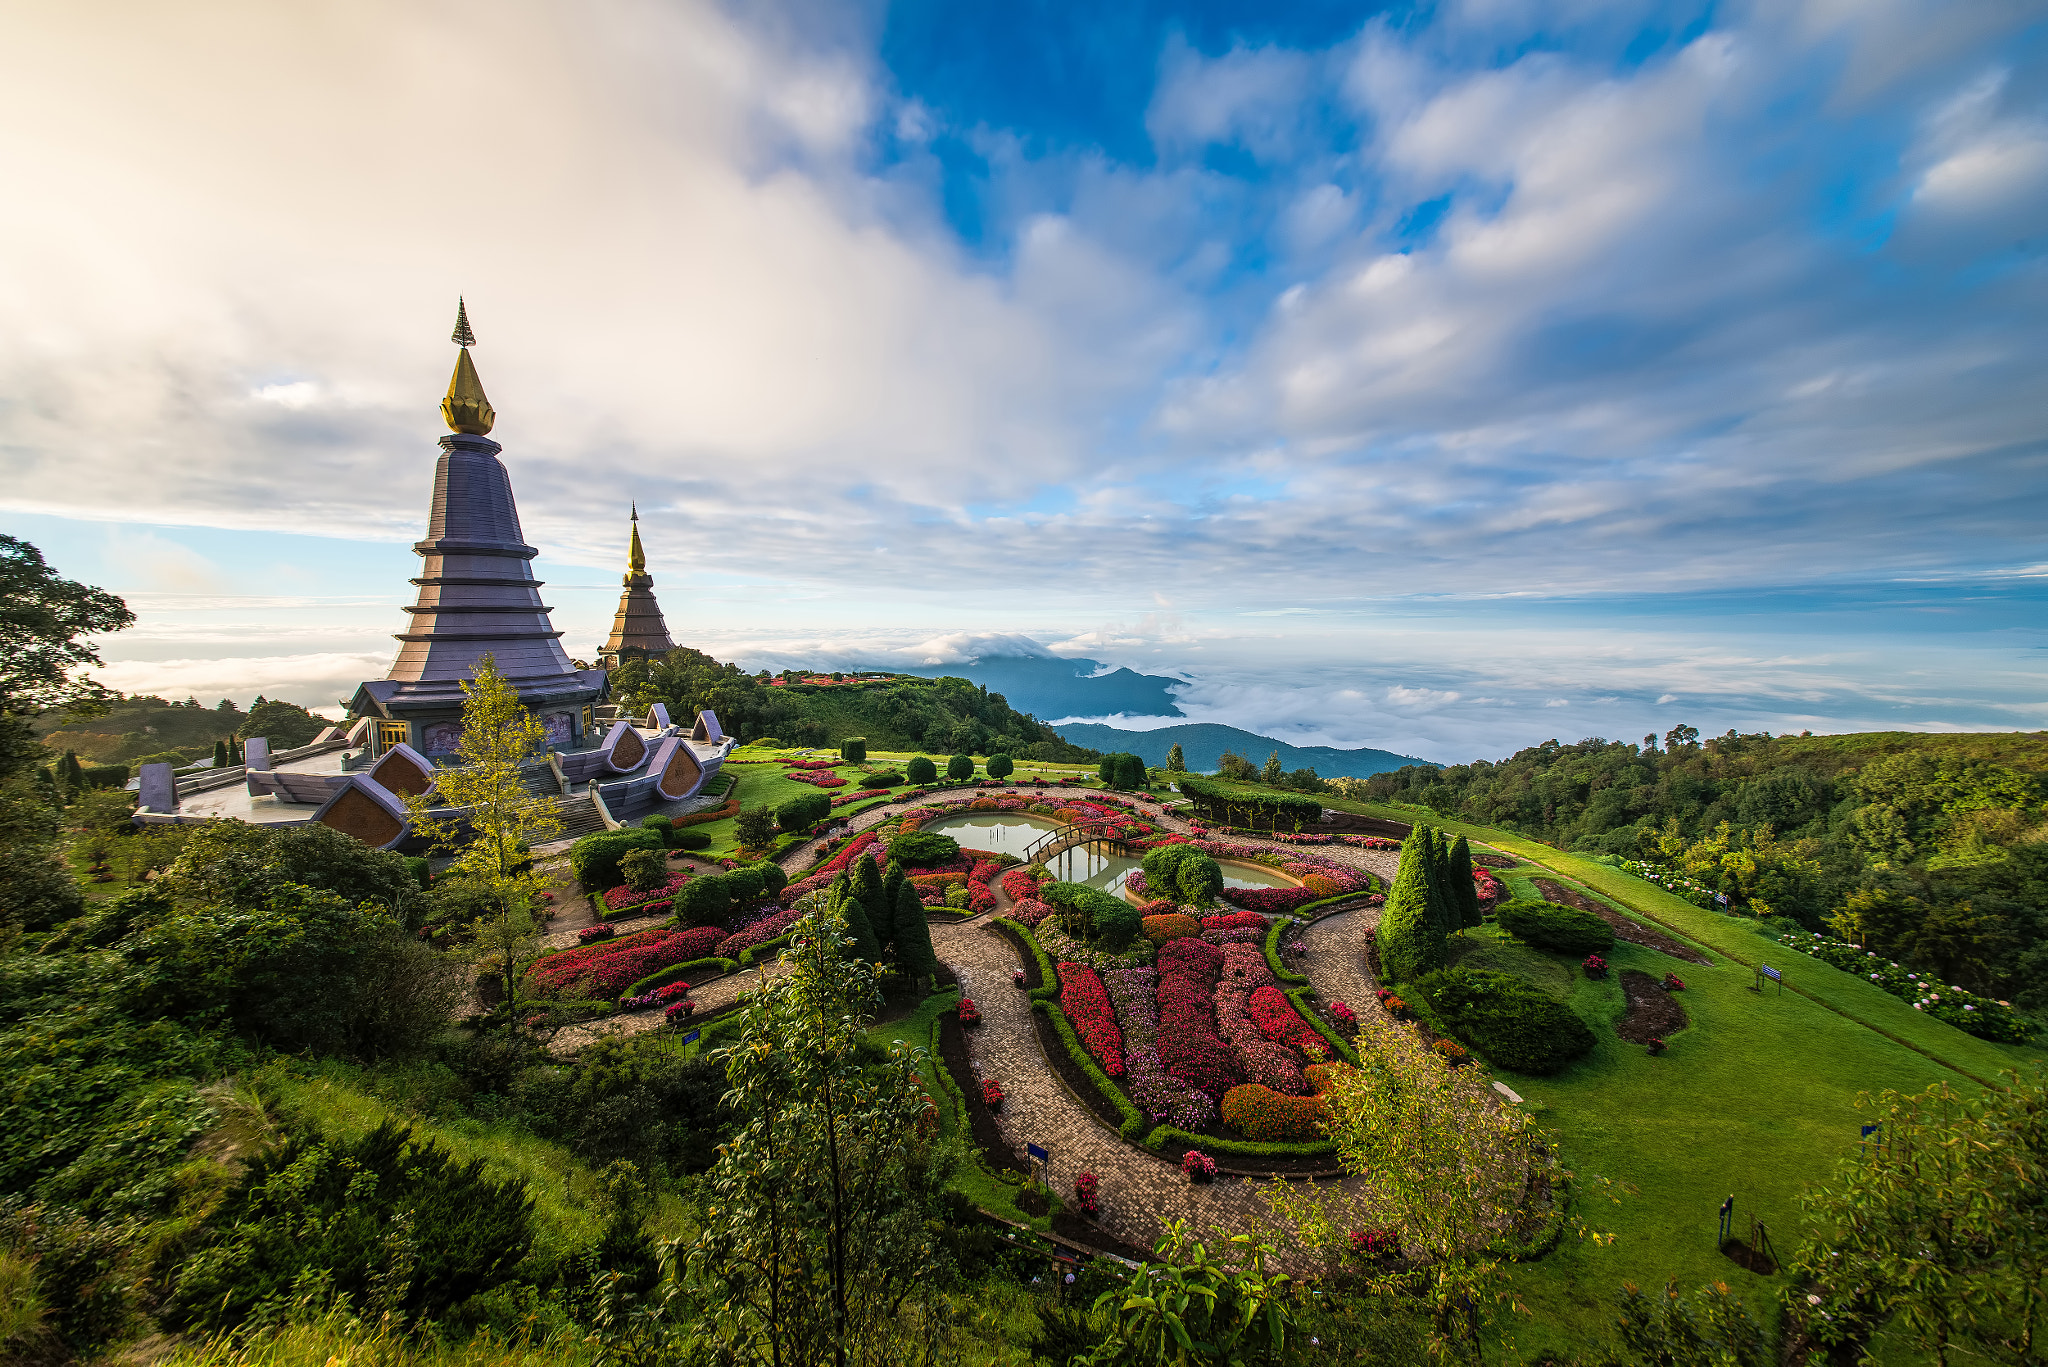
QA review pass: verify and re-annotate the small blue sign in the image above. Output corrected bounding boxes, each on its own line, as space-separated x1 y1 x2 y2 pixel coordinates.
1716 893 1729 905
683 1030 701 1045
1027 1142 1049 1163
1861 1124 1880 1139
1761 965 1781 982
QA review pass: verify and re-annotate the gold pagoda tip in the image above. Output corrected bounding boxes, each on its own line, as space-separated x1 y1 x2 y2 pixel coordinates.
627 509 647 574
452 296 476 348
442 343 495 435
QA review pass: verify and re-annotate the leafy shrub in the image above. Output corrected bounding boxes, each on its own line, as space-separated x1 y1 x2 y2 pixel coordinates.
676 832 710 851
733 804 777 852
672 875 732 926
526 925 726 997
170 1121 534 1330
905 756 937 784
1142 913 1202 944
620 848 668 894
839 737 866 764
570 828 665 892
947 753 975 780
640 814 674 843
889 829 963 867
985 753 1013 779
1142 843 1224 907
776 790 832 832
1414 967 1596 1075
1043 881 1141 947
862 771 903 788
1496 899 1616 956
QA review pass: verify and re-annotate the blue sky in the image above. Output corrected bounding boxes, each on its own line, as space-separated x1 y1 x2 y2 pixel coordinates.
1 0 2044 760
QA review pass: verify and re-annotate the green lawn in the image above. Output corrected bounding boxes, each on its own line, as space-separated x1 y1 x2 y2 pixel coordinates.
1269 791 2048 1355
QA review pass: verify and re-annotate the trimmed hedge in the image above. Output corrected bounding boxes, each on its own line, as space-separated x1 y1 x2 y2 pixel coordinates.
997 918 1061 1002
623 956 739 997
1043 881 1142 948
1178 776 1323 831
1140 1126 1335 1162
775 790 833 832
569 827 665 892
889 829 963 867
1496 898 1615 956
905 756 938 784
1035 999 1150 1142
1263 917 1308 985
1413 967 1595 1075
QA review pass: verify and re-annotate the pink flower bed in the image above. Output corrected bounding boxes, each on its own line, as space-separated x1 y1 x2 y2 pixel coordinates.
1474 868 1503 902
784 759 838 770
603 872 689 911
715 905 802 959
784 769 848 788
525 924 727 998
1057 962 1124 1077
1154 939 1241 1101
1007 898 1055 929
786 830 886 899
1214 944 1305 1094
1249 984 1324 1056
1200 911 1266 932
1002 866 1048 902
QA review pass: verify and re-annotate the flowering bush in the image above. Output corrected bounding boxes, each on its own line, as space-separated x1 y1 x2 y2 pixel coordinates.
1472 868 1504 904
603 871 688 911
783 769 849 789
1777 931 2034 1042
1074 1171 1099 1218
1007 898 1056 930
1583 954 1609 977
981 1078 1004 1108
578 924 616 944
1155 940 1241 1102
714 905 802 960
1181 1150 1216 1182
1248 984 1323 1056
1617 858 1717 907
1220 1083 1330 1141
785 829 885 900
526 924 726 998
1382 995 1410 1019
1215 945 1305 1094
664 999 697 1023
1105 966 1214 1129
1002 865 1051 903
1433 1039 1469 1063
1201 911 1267 932
1142 913 1203 944
1057 963 1125 1077
1349 1229 1398 1259
1663 972 1687 991
957 997 982 1027
1329 1000 1358 1028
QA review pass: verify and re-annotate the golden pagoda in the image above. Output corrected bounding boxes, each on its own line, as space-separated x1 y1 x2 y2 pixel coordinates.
601 503 678 663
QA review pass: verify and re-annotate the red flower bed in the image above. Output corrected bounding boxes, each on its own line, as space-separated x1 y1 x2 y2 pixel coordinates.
981 1078 1004 1107
1074 1171 1099 1217
1220 1084 1329 1141
1248 984 1323 1055
957 997 981 1026
715 906 802 959
1002 866 1047 902
1473 868 1503 903
1008 898 1055 929
1218 885 1322 915
784 759 838 770
525 924 727 998
1200 911 1267 932
786 830 885 898
578 924 616 944
783 769 848 789
1154 939 1239 1100
603 871 689 911
1057 962 1125 1077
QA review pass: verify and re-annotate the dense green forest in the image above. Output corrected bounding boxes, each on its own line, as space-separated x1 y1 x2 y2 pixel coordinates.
1359 729 2048 1013
610 647 1098 761
35 693 329 768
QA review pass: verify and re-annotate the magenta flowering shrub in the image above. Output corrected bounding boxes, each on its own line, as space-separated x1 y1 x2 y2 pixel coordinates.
603 871 689 912
1201 928 1263 946
1329 1000 1358 1028
1181 1149 1216 1182
1249 984 1323 1057
1155 939 1240 1101
1105 965 1214 1129
578 924 616 945
526 924 727 998
715 905 802 959
1201 912 1267 932
1057 962 1125 1077
1215 944 1305 1094
1007 898 1056 929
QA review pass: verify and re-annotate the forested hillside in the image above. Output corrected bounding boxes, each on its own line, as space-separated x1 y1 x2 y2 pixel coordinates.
609 648 1098 761
1361 728 2048 1012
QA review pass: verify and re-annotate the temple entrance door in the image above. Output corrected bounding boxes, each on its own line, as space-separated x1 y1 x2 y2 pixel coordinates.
377 721 408 757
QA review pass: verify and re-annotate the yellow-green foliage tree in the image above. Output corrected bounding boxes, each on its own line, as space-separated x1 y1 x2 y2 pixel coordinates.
405 653 562 1024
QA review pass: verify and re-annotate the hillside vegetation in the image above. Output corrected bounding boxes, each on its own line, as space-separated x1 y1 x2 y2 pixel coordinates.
1358 728 2048 1013
610 647 1097 761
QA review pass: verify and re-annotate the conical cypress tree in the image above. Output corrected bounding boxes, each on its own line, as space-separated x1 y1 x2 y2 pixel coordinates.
850 855 891 955
1379 826 1446 984
1448 834 1483 930
212 738 229 769
892 878 940 982
1421 827 1459 941
60 750 84 796
831 872 884 963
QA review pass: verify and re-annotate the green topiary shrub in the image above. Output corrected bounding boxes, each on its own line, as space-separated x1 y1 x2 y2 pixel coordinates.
640 815 674 844
839 737 867 765
755 860 788 899
905 756 937 784
620 848 668 894
1043 881 1140 947
570 828 665 892
888 829 962 867
1414 967 1595 1075
1377 826 1446 983
676 832 711 851
673 875 732 926
1142 843 1223 907
985 753 1013 779
946 753 975 781
862 771 903 788
1496 899 1616 956
775 790 832 833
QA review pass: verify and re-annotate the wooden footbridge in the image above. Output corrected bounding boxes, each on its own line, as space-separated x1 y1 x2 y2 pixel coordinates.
1022 819 1136 865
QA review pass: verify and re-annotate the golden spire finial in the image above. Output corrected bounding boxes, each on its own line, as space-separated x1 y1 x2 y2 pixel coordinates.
441 298 495 435
626 503 648 575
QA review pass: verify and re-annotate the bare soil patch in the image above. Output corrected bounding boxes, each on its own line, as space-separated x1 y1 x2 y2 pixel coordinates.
1533 879 1712 966
1615 969 1690 1044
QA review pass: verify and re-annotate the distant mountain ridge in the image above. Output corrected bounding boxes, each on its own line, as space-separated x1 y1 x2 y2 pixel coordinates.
1051 721 1430 779
894 655 1182 721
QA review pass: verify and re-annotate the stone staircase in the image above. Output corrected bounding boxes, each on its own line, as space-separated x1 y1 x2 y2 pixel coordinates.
551 793 609 839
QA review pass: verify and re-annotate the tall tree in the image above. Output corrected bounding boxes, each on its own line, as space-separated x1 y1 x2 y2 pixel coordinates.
0 536 135 778
890 879 939 984
678 904 957 1367
1379 826 1446 984
1447 835 1483 930
1165 742 1186 773
829 872 885 964
1261 751 1284 786
404 653 562 1025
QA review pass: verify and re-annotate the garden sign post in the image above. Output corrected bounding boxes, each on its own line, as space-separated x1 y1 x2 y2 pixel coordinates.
1718 1196 1734 1246
1027 1141 1050 1190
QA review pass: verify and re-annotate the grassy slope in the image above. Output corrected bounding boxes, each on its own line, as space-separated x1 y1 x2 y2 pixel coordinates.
1208 783 2045 1352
